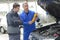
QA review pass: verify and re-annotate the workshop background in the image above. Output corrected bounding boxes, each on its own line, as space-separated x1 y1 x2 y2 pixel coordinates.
0 0 56 40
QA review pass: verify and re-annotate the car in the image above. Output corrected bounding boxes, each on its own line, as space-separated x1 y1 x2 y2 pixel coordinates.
29 22 60 40
0 16 7 34
29 0 60 40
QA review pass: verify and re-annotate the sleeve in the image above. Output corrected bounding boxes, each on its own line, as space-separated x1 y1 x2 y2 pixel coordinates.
20 15 29 25
14 18 23 25
6 13 14 25
6 13 23 25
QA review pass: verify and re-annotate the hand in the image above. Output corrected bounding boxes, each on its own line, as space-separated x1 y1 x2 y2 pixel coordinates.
18 20 21 22
18 20 22 23
28 21 33 25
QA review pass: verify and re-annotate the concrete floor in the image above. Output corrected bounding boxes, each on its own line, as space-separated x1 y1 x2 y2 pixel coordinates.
0 34 9 40
0 28 23 40
0 34 23 40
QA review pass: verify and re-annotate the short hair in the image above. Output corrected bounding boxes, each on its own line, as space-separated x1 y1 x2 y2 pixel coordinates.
22 1 28 7
13 3 20 9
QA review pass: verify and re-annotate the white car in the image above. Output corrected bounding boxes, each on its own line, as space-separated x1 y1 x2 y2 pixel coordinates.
0 16 7 34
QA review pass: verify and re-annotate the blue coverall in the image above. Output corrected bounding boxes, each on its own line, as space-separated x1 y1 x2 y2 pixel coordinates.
20 10 36 40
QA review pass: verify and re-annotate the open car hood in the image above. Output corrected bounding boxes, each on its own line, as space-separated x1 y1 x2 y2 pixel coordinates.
29 0 60 40
37 0 60 20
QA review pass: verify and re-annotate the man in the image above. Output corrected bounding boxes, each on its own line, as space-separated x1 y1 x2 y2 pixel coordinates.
20 2 38 40
6 3 23 40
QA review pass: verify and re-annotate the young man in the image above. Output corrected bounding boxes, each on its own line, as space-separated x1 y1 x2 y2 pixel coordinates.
6 3 23 40
20 2 38 40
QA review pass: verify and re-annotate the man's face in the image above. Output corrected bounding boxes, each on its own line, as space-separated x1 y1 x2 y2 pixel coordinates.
23 3 29 12
15 7 20 12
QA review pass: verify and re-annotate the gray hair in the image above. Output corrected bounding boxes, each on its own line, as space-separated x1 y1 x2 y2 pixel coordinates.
22 1 28 7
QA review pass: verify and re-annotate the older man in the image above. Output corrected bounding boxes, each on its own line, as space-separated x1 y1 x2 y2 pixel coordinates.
20 2 37 40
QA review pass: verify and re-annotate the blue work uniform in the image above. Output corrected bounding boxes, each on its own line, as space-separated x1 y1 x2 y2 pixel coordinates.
20 10 36 40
